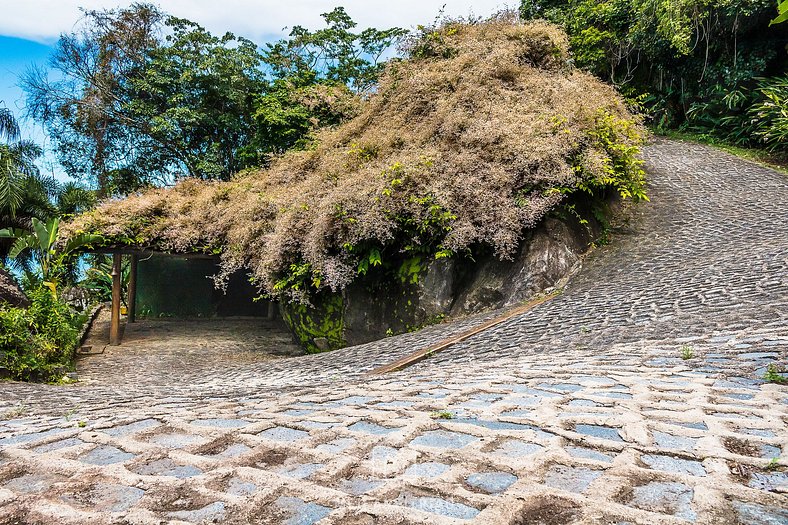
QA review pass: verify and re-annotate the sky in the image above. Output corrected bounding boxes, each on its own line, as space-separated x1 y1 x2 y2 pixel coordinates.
0 1 514 177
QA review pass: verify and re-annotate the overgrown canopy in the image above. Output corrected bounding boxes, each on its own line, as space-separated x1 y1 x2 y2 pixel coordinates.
66 18 646 302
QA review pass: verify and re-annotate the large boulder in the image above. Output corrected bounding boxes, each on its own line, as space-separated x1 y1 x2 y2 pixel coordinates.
450 216 591 316
0 268 29 308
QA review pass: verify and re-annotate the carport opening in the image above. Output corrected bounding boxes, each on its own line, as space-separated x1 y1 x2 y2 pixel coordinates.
134 254 272 319
92 250 285 346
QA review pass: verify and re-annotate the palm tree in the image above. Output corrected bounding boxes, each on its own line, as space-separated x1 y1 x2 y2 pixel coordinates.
0 104 97 269
0 104 52 222
0 217 102 287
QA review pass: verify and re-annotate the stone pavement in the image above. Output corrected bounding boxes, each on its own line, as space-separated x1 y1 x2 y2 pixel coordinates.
0 139 786 524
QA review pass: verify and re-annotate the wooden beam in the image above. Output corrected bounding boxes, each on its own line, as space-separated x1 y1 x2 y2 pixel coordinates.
367 291 559 375
89 247 217 259
109 253 122 345
127 254 138 323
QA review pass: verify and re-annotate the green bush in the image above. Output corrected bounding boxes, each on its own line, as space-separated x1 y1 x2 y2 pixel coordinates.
523 0 788 153
749 76 788 152
0 287 85 382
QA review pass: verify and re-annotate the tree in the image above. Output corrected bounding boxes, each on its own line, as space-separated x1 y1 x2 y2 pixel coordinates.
0 103 96 268
522 0 788 145
264 7 408 94
0 105 41 218
25 5 406 193
24 3 164 196
245 70 359 163
123 16 265 179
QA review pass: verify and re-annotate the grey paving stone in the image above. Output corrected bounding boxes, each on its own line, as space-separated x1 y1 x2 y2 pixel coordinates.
348 421 399 435
3 473 60 493
452 418 533 431
401 495 480 520
278 462 323 480
133 458 202 478
190 418 249 428
641 454 706 477
226 477 257 496
543 465 602 493
626 481 696 522
410 430 478 449
466 471 517 493
506 396 542 407
566 446 615 463
338 477 385 495
733 501 788 525
259 426 309 441
209 443 252 458
298 420 336 430
369 445 399 462
666 421 708 431
282 408 315 416
316 437 356 454
375 400 414 408
652 431 698 450
0 428 67 448
738 428 776 438
567 399 601 408
404 462 450 478
748 471 787 492
62 483 145 512
168 501 226 523
78 445 135 465
104 418 160 436
149 432 207 449
575 424 624 442
274 496 331 525
337 396 376 405
32 437 83 453
493 440 544 457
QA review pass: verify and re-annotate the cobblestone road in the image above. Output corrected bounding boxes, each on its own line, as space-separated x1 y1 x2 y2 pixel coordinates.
1 139 786 524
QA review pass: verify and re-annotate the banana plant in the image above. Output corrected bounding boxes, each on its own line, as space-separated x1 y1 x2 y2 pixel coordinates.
0 217 103 287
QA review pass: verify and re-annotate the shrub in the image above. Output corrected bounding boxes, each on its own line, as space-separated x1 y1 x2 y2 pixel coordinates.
0 287 85 382
749 76 788 153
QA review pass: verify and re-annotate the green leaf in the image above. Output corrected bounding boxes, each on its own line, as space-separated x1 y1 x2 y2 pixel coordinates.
770 10 788 25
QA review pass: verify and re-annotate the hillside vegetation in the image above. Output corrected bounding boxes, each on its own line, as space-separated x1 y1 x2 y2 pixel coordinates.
66 17 647 306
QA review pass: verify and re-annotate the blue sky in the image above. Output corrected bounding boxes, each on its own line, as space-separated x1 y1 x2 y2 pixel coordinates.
0 36 60 178
0 1 511 180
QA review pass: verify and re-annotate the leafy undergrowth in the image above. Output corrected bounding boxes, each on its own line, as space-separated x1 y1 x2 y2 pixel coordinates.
65 16 647 306
0 288 86 382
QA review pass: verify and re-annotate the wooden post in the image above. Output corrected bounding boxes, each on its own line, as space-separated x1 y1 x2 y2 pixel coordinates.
267 301 276 320
127 254 138 323
109 253 122 345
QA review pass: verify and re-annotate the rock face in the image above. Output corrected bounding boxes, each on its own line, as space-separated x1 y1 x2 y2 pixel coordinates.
343 215 594 346
283 208 601 351
450 217 591 316
0 268 29 308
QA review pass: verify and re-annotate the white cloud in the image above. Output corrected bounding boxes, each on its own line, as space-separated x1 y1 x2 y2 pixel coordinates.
0 1 516 44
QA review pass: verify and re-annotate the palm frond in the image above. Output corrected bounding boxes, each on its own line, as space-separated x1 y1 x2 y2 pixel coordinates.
8 234 38 259
0 108 20 141
0 150 24 215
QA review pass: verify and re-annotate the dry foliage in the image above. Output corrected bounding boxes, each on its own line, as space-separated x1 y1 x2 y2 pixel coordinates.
65 17 646 302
